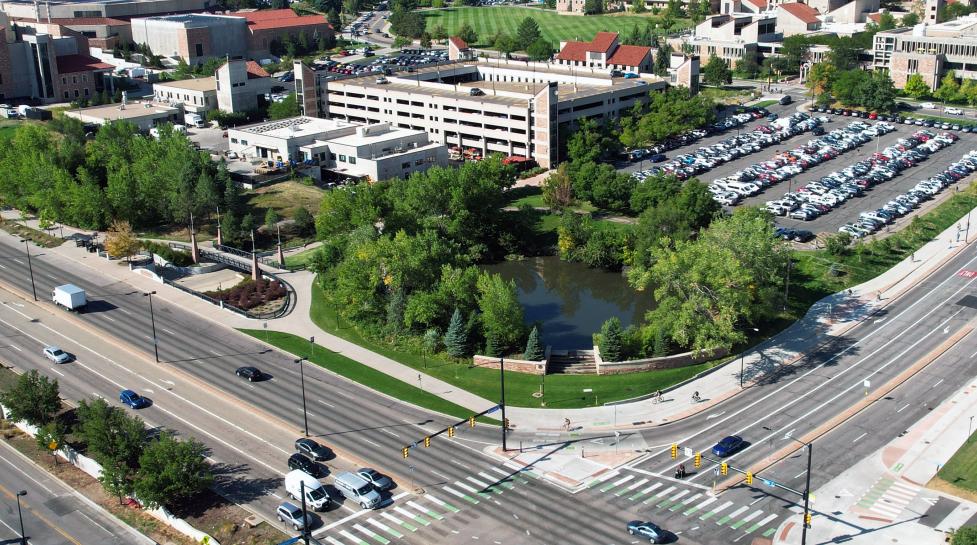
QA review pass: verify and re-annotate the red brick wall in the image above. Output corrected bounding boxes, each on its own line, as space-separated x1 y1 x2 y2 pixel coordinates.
54 70 103 102
180 27 212 63
248 23 333 56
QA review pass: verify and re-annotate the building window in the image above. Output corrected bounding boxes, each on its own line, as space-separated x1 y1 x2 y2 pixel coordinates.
72 76 77 84
84 88 89 96
74 89 79 98
339 154 347 162
61 76 67 84
231 138 238 143
83 75 87 82
240 140 247 145
64 91 69 98
402 162 410 169
349 156 356 164
195 43 203 57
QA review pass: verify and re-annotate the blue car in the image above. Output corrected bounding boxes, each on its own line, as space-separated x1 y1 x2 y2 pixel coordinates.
627 520 666 543
120 389 150 409
712 435 744 457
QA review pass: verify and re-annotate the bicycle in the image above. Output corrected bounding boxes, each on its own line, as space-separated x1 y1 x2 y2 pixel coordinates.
691 392 701 403
651 391 663 404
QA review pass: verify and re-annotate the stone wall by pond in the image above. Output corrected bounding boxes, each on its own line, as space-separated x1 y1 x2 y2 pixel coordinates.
471 355 547 375
594 346 729 375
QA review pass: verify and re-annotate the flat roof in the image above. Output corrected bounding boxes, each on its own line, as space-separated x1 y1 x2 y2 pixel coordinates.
67 101 178 120
155 76 216 92
234 116 357 139
327 125 427 147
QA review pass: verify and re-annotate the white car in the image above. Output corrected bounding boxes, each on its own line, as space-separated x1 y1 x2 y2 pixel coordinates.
945 107 963 115
43 346 71 364
920 102 936 109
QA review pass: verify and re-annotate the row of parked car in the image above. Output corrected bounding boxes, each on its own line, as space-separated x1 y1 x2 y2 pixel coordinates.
708 120 887 207
772 128 956 224
632 112 823 183
840 144 975 239
813 105 976 132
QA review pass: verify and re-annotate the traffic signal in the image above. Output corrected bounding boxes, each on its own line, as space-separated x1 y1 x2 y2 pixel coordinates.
469 415 476 428
746 472 753 485
424 436 431 448
402 447 409 459
721 462 728 476
694 452 702 468
448 426 455 438
670 444 678 459
504 418 510 430
804 513 812 527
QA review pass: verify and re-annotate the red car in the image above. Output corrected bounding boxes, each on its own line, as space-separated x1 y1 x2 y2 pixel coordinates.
868 112 878 119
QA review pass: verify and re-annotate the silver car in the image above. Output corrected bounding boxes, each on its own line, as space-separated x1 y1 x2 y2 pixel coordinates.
43 346 71 364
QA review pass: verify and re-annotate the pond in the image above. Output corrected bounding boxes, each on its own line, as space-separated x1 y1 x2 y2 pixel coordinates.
483 256 656 350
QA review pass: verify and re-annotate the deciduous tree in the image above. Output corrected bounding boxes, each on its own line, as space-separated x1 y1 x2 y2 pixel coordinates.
903 73 930 99
0 370 61 426
133 433 213 510
106 219 140 261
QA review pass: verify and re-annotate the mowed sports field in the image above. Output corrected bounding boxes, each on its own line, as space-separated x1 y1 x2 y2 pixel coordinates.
423 6 687 47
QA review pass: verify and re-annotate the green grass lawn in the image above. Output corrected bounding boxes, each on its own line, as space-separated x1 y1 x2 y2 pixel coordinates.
423 7 688 48
937 430 977 494
307 282 715 408
284 246 321 269
752 99 778 109
247 180 324 219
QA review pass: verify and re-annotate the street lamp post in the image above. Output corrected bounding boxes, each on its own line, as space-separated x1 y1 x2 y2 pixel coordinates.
144 291 159 362
739 327 761 388
295 357 310 436
801 442 813 545
19 239 37 302
15 490 27 545
499 356 508 452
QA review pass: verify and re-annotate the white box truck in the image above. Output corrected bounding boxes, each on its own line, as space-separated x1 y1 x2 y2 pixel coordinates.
284 470 330 511
52 284 86 311
185 113 205 128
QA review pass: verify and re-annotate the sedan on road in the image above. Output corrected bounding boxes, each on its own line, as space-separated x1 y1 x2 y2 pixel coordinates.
235 366 263 382
358 468 394 491
295 438 331 461
43 346 71 364
627 520 666 543
288 453 322 477
119 389 150 409
712 435 745 457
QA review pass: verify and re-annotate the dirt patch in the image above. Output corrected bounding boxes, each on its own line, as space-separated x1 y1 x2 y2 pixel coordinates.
179 490 288 545
247 180 324 218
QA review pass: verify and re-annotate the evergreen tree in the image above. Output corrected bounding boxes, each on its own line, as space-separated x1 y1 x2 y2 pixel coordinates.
516 17 541 50
523 326 544 360
599 317 624 362
484 333 502 357
443 308 468 358
655 41 671 76
652 327 669 357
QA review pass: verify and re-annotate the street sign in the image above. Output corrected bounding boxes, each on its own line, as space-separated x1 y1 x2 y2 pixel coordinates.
763 479 776 487
684 447 693 457
582 388 593 393
411 441 418 449
48 440 58 450
486 404 501 414
714 467 721 476
809 493 816 505
863 379 870 389
958 269 977 278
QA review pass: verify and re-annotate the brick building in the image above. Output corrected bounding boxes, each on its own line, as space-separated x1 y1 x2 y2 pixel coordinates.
873 14 977 89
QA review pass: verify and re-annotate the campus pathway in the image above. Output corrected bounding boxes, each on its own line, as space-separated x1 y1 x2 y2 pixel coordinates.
5 205 977 433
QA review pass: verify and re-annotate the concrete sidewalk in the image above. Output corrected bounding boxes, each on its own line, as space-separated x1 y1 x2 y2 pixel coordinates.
5 203 977 433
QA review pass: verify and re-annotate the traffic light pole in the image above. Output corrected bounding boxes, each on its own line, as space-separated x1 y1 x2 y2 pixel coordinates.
499 356 507 452
801 442 812 545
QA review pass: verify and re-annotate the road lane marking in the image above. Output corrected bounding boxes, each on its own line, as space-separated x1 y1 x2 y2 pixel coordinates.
161 328 175 336
380 512 416 532
442 486 478 504
853 432 868 443
897 403 910 413
339 529 370 545
317 399 336 408
794 470 807 479
0 450 55 494
353 523 389 545
618 478 649 496
380 429 400 438
479 471 513 489
684 496 716 516
731 509 763 529
644 485 676 505
362 438 382 448
392 505 430 525
933 378 945 387
425 494 460 513
630 482 662 501
407 500 444 520
671 493 702 512
600 474 634 492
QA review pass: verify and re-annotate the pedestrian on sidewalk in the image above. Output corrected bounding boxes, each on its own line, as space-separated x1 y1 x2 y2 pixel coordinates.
876 290 882 301
564 418 571 431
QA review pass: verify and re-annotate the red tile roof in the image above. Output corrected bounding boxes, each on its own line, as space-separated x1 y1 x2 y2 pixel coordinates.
449 36 469 49
556 31 624 62
233 9 330 31
56 54 113 74
590 31 618 52
866 11 882 22
779 2 821 24
245 60 270 79
744 0 767 9
607 44 651 68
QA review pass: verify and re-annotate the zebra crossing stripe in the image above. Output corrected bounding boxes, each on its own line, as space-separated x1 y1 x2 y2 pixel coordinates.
684 496 716 516
340 529 370 545
717 505 749 525
588 471 620 488
480 471 514 490
730 509 763 530
670 493 702 512
630 483 662 501
394 506 431 526
617 478 650 496
368 518 404 539
657 489 689 509
443 486 479 505
746 513 778 534
353 523 390 545
601 475 635 493
324 536 345 545
457 480 492 498
466 476 501 495
488 466 527 484
644 485 676 505
762 528 777 538
408 500 445 520
381 512 417 532
426 494 460 513
700 500 734 520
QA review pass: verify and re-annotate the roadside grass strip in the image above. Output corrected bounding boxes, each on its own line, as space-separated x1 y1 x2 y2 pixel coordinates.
645 485 676 505
340 529 371 545
367 518 404 539
700 500 734 520
716 506 749 525
618 478 650 497
671 493 702 512
747 514 779 534
407 500 445 521
444 484 480 504
353 523 390 545
394 506 431 526
657 489 689 509
730 510 763 530
426 494 460 513
630 483 663 501
684 496 716 516
601 475 635 493
381 511 417 532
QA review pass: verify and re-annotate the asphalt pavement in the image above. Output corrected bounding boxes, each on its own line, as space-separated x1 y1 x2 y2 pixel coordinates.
0 440 153 545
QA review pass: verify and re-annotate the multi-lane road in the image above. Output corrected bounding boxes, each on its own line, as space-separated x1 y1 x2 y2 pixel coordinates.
2 216 977 544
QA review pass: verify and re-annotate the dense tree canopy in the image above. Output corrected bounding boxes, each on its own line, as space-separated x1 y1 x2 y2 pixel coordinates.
619 87 716 148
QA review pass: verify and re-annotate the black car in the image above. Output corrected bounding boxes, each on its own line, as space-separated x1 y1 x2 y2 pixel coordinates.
288 453 321 477
791 229 815 242
235 366 263 381
295 438 331 461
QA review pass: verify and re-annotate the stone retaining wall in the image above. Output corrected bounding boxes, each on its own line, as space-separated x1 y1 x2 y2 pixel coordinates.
597 348 729 375
472 355 547 375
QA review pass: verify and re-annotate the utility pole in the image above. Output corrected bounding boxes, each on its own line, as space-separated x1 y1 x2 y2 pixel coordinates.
801 442 813 545
499 356 507 452
295 357 309 436
20 239 37 301
144 291 159 362
16 490 26 545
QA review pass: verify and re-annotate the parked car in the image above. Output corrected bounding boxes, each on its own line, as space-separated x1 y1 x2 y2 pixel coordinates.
712 435 744 457
295 438 332 461
119 389 150 409
43 345 71 364
627 520 666 543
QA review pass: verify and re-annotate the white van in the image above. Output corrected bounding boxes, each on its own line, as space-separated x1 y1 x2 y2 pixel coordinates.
284 470 331 511
725 181 759 196
333 471 381 509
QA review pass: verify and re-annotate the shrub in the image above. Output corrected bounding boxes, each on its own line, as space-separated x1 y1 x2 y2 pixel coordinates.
140 240 194 267
204 278 287 311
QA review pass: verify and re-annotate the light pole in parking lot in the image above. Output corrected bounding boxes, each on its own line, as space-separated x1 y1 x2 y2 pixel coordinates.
15 489 27 545
18 239 37 302
144 291 159 363
295 357 310 437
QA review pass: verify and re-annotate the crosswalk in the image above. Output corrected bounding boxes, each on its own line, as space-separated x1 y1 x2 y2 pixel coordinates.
312 465 537 544
855 477 919 520
587 470 783 539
